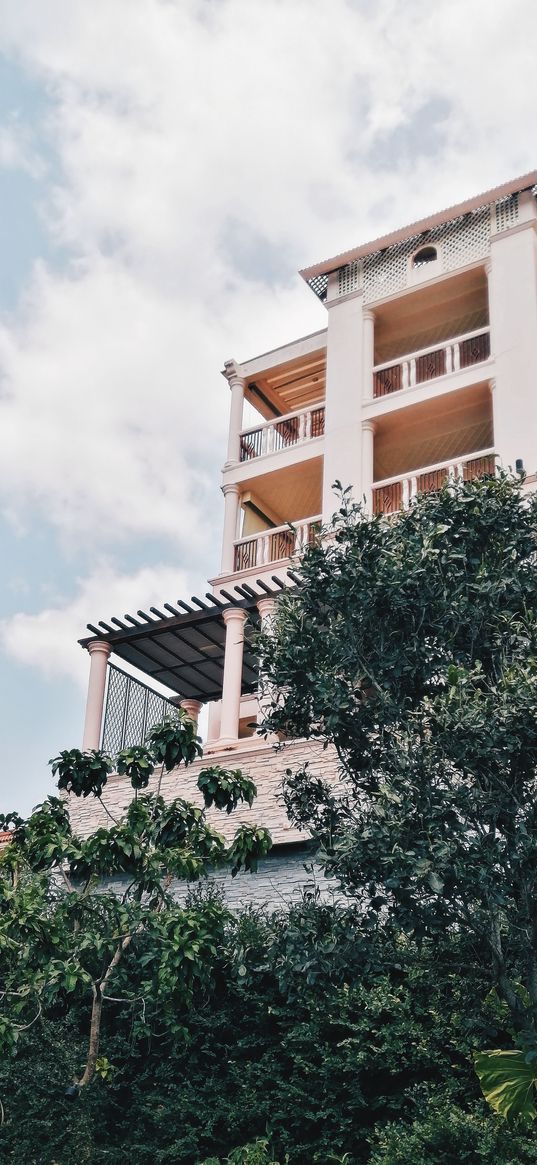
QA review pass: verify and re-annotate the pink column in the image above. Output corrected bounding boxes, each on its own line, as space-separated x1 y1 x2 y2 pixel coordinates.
363 309 375 401
219 608 247 745
223 360 245 467
362 420 376 514
220 483 240 574
82 640 111 751
180 698 203 727
257 596 276 725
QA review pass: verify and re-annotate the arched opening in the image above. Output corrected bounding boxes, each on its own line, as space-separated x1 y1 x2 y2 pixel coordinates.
412 245 438 268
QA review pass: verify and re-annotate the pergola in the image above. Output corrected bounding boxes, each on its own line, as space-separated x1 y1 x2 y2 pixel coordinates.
79 571 299 751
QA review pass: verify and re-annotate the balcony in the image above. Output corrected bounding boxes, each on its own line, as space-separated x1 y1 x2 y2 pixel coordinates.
240 404 325 463
373 449 496 515
234 515 322 572
373 328 491 399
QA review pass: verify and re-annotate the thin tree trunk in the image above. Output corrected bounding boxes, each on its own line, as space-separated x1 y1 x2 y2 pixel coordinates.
79 933 132 1087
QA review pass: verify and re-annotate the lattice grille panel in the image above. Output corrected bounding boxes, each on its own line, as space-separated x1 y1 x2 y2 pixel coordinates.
338 260 362 297
441 209 490 272
364 244 410 302
101 665 176 753
494 194 519 233
307 272 329 301
363 207 491 304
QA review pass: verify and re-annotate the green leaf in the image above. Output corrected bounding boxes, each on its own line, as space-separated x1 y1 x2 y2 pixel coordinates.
474 1048 537 1123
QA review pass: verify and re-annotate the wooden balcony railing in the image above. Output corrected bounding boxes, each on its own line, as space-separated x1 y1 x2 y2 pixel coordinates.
373 328 491 399
234 515 322 572
373 449 496 515
240 404 325 463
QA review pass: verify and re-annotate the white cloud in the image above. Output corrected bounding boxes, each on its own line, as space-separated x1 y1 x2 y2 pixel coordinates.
1 0 537 676
0 121 44 177
0 561 193 688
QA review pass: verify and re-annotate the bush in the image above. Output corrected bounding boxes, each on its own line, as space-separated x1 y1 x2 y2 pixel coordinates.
368 1097 537 1165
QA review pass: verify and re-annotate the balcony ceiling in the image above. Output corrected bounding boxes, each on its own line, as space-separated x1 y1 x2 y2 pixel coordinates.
246 347 326 419
374 382 493 481
374 267 488 363
239 456 323 525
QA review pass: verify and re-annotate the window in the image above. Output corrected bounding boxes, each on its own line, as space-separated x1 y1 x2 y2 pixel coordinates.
412 245 438 268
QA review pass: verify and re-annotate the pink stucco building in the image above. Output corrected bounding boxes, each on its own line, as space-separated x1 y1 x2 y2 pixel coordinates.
71 170 537 896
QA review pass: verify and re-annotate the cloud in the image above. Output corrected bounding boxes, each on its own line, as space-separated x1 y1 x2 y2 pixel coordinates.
1 0 537 678
0 561 193 689
0 121 44 177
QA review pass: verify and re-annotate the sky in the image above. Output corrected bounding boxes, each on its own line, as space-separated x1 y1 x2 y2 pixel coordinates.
0 0 536 814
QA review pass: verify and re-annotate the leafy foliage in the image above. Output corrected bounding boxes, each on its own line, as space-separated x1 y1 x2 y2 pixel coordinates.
258 475 537 1099
227 824 273 876
50 749 113 797
3 901 537 1163
0 718 270 1096
147 710 202 771
115 744 155 789
368 1097 537 1165
474 1049 537 1123
197 765 257 813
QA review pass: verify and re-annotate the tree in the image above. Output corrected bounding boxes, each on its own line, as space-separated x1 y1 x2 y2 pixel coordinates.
0 711 271 1092
258 474 537 1119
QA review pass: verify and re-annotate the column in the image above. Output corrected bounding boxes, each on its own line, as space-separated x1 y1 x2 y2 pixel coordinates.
223 360 245 468
361 421 376 515
179 699 202 728
489 378 497 463
322 291 364 521
256 597 276 726
362 309 375 401
220 483 240 574
219 608 247 745
488 205 537 474
82 640 111 751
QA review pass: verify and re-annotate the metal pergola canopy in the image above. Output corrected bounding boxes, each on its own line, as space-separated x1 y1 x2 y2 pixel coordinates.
79 572 300 702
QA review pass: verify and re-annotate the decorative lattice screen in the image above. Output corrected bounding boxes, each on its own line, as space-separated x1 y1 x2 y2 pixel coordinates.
337 260 362 297
493 194 519 234
101 664 177 753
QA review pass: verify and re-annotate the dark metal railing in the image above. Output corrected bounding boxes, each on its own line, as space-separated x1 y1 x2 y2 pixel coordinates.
374 364 403 398
373 480 403 515
373 329 490 399
459 331 491 368
239 405 325 462
101 665 177 753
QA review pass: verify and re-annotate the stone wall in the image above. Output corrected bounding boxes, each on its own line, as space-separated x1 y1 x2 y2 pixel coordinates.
67 737 340 845
66 739 342 911
100 844 341 911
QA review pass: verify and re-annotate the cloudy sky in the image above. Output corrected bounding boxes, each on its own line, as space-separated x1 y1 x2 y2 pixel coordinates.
0 0 536 814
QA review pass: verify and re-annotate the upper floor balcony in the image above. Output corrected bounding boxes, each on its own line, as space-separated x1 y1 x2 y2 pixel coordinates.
372 327 491 401
234 514 321 573
239 403 325 463
373 448 496 515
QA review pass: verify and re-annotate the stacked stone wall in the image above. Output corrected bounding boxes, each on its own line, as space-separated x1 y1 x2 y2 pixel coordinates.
67 738 339 845
67 739 341 910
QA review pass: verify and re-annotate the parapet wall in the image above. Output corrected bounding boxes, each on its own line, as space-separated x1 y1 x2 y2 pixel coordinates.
67 738 340 844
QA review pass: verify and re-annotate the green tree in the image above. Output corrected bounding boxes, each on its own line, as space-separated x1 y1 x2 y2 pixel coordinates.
0 713 271 1093
258 474 537 1117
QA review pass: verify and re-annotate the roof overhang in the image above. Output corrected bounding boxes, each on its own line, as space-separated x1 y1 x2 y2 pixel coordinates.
299 169 537 287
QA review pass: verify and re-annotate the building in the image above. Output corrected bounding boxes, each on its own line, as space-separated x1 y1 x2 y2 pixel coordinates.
69 170 537 902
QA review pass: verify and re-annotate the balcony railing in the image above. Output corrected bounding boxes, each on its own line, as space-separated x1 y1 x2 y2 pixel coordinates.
373 328 491 399
373 449 496 515
240 404 325 463
234 515 322 572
